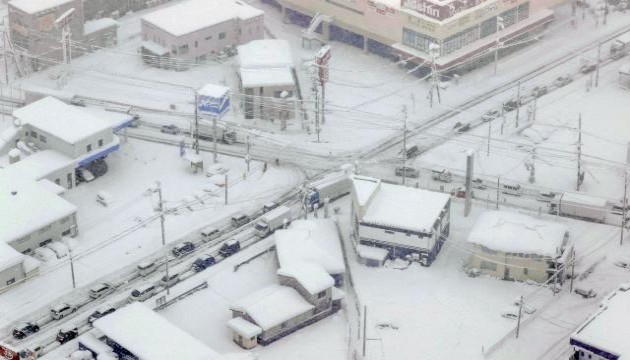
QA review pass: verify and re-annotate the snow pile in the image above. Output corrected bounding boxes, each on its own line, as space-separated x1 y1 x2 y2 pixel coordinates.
231 284 314 331
2 150 74 181
93 302 221 360
277 262 334 295
356 244 389 262
198 84 230 99
226 317 262 338
467 211 568 257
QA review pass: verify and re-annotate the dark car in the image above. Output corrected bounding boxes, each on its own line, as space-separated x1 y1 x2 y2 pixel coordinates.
503 99 518 112
580 63 596 74
56 325 79 344
161 124 181 135
457 123 472 133
172 241 195 258
219 240 241 258
88 305 116 324
86 158 108 178
395 166 419 178
403 145 420 158
530 86 548 98
192 254 216 272
12 322 40 340
482 109 500 122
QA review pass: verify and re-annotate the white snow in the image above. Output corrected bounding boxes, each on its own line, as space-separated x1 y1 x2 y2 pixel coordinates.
93 302 221 360
356 244 389 262
360 179 451 234
76 332 115 357
141 41 169 56
351 175 381 207
226 317 262 338
83 18 119 35
37 178 66 195
237 40 294 69
239 68 295 88
277 262 334 295
0 241 24 272
198 84 229 99
231 284 314 331
13 97 112 144
571 286 630 358
8 0 73 14
0 173 76 244
275 219 345 275
2 149 74 181
467 211 568 257
141 0 264 37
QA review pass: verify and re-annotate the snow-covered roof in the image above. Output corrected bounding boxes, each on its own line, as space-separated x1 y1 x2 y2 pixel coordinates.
351 175 381 208
360 180 450 234
275 219 345 275
559 192 608 208
84 18 118 35
238 40 293 69
227 317 262 338
141 41 170 56
0 241 24 272
141 0 264 37
37 179 66 196
231 284 314 330
240 68 295 88
94 302 221 360
467 211 568 257
277 262 334 295
14 97 112 144
619 64 630 75
357 244 389 262
0 172 77 244
2 150 74 181
198 84 230 98
571 286 630 358
9 0 73 14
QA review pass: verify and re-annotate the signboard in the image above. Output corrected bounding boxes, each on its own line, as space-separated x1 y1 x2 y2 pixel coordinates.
315 45 331 86
197 84 230 118
0 344 19 360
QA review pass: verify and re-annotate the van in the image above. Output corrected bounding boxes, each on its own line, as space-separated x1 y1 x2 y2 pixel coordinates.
50 302 77 320
502 183 522 196
129 284 157 302
262 202 279 213
200 226 223 242
231 213 250 227
96 191 113 207
89 282 114 299
137 261 157 277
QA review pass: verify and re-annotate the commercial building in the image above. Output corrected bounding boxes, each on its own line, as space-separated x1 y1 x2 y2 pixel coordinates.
570 283 630 360
278 0 554 72
467 211 571 283
237 39 297 122
83 18 118 50
140 0 264 69
351 175 451 266
0 241 39 291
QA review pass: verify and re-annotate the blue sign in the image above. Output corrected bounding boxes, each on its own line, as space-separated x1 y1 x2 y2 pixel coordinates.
198 93 230 117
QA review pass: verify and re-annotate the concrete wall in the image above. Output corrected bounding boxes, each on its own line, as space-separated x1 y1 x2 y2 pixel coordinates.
83 24 118 50
0 261 25 288
23 124 113 160
8 213 78 254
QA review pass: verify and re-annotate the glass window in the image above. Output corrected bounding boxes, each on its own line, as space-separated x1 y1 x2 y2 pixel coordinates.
98 139 103 147
194 41 198 48
87 144 92 152
480 261 497 271
31 130 38 138
480 17 497 39
219 32 226 40
518 2 530 21
39 134 46 143
205 35 212 40
523 268 529 275
402 28 437 53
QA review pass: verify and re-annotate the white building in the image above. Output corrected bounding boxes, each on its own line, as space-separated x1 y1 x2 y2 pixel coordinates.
467 211 571 283
0 241 39 291
351 175 451 266
237 39 297 122
93 302 222 360
570 283 630 360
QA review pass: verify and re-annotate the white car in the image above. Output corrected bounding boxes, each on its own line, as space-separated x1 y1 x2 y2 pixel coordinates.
50 302 77 320
205 163 229 176
89 282 115 299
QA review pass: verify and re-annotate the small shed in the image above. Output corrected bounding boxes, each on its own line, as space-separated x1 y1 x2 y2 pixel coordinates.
227 317 262 349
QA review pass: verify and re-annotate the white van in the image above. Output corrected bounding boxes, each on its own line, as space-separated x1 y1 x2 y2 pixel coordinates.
129 284 158 302
137 261 157 277
200 226 223 242
50 302 77 320
502 183 522 196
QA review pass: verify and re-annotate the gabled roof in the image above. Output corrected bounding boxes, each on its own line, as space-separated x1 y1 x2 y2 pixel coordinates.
277 262 334 295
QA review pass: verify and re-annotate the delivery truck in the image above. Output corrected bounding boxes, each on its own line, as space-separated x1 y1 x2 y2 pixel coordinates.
253 206 292 237
549 192 608 223
304 172 351 209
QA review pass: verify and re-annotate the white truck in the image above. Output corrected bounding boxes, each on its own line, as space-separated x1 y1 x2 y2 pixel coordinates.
305 172 351 209
549 192 608 223
610 33 630 59
253 205 292 237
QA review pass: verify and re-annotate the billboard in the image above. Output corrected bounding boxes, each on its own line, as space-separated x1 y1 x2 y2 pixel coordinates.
197 84 230 118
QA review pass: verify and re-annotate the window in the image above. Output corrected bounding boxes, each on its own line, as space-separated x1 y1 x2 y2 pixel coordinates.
205 35 212 40
39 134 47 143
480 17 497 39
318 291 326 299
31 130 38 138
442 26 480 55
62 229 71 236
178 44 189 54
480 261 497 271
402 28 437 53
219 32 226 40
98 139 103 147
55 178 60 185
523 268 529 275
171 46 177 55
518 2 530 21
6 278 15 286
194 40 198 48
67 173 73 189
87 144 92 152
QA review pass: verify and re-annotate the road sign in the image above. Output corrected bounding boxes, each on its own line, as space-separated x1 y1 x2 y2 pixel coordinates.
197 84 230 117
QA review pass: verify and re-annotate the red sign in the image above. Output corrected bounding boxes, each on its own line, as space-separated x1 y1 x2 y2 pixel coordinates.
315 45 332 86
0 345 19 360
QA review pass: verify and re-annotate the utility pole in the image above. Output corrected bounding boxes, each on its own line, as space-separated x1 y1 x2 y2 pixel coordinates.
603 0 608 25
515 81 521 128
622 171 628 246
2 31 8 84
429 43 441 107
224 174 228 205
570 249 575 292
315 82 321 142
411 92 416 114
595 41 602 87
246 135 251 173
402 105 408 186
494 16 504 75
154 181 170 295
69 250 76 289
487 120 491 156
194 92 199 155
362 305 367 357
516 295 523 338
577 113 583 191
212 116 218 163
496 176 500 209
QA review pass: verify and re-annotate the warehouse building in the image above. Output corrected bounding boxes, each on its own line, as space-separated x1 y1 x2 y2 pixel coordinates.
351 175 451 266
467 211 571 283
140 0 264 69
277 0 554 73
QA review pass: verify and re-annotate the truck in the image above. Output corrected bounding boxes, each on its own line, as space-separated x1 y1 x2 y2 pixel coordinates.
431 169 453 183
610 33 630 59
196 123 237 144
304 172 351 209
549 192 608 223
253 206 291 237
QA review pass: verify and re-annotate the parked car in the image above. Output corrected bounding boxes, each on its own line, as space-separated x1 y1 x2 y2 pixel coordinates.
171 241 195 258
12 322 40 340
457 123 472 133
129 284 158 302
70 96 86 107
86 158 108 178
50 302 77 320
89 282 114 299
402 145 420 158
554 74 573 87
160 273 181 288
192 253 216 272
219 240 241 258
503 99 518 112
56 324 78 344
160 124 181 135
530 85 548 98
537 191 558 203
75 167 95 183
482 109 500 122
579 62 596 74
574 288 597 298
137 260 157 277
231 213 250 227
431 169 453 183
501 310 518 320
205 163 229 176
88 304 116 324
200 226 223 242
395 166 420 178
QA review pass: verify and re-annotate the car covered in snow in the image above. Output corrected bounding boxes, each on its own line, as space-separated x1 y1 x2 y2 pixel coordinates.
192 253 216 272
160 124 181 135
89 282 115 299
205 163 229 176
12 322 40 339
530 85 548 98
171 242 195 258
50 302 77 320
553 74 573 87
219 240 241 258
56 324 78 344
482 109 500 122
88 304 116 324
395 166 419 178
574 288 597 298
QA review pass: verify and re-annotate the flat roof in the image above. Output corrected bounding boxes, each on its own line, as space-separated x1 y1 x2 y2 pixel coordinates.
94 303 221 360
240 68 295 88
467 211 568 257
13 97 112 144
198 84 230 99
359 177 450 234
2 150 74 181
9 0 73 14
232 284 314 331
571 286 630 358
238 40 293 69
0 172 77 244
142 0 264 37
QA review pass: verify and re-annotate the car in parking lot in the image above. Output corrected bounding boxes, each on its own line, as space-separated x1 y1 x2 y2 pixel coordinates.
171 241 195 258
56 324 78 344
160 273 181 288
579 62 596 74
89 282 115 299
219 240 241 258
88 304 116 324
12 322 40 339
395 166 419 178
160 124 181 135
50 302 77 320
503 99 518 112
